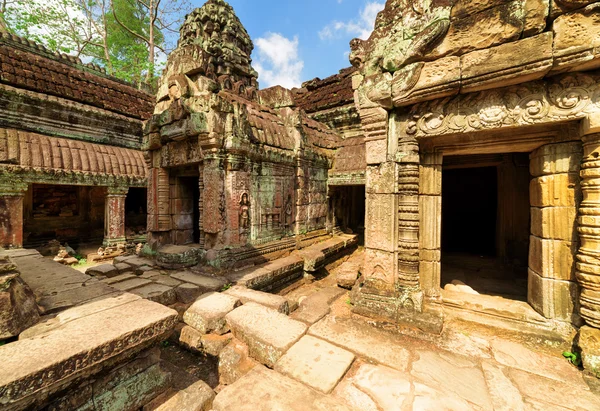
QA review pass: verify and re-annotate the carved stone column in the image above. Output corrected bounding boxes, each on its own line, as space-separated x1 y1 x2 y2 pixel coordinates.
578 133 600 327
103 186 129 246
419 152 443 297
0 179 28 249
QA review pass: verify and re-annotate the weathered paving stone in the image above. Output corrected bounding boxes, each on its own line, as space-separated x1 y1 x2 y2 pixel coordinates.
411 350 493 410
333 362 412 410
144 360 215 411
275 335 354 393
225 302 308 367
150 275 182 288
179 325 232 356
111 277 153 291
481 361 526 411
218 339 258 385
136 265 155 276
509 368 600 411
291 287 346 324
85 264 117 278
20 293 142 339
102 273 137 285
491 338 584 384
183 292 241 335
308 316 411 371
171 272 227 293
144 378 215 411
224 286 290 314
212 366 351 411
175 283 202 304
0 298 178 410
114 262 133 274
290 299 330 324
131 284 177 306
122 257 155 269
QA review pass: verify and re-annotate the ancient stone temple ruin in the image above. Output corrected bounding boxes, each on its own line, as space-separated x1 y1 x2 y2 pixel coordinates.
4 0 600 409
144 2 340 268
0 28 153 250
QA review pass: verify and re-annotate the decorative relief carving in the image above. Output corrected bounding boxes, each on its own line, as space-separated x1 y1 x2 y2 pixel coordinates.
404 73 600 137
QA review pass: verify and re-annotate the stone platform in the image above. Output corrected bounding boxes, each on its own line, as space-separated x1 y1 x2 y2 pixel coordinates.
226 233 358 292
0 293 178 410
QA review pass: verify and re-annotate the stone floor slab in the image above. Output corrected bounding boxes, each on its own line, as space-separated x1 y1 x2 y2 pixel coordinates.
171 272 227 293
212 366 351 411
225 302 307 367
411 350 493 410
224 286 290 314
111 277 153 291
85 264 117 277
131 284 177 306
275 335 355 393
334 362 412 410
491 338 584 384
183 292 241 335
0 298 177 410
482 361 526 411
308 316 411 371
509 368 600 411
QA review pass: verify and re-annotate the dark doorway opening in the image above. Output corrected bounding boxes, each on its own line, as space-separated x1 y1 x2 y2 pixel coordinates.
125 187 147 237
442 167 498 256
330 185 365 245
441 155 530 301
178 176 200 244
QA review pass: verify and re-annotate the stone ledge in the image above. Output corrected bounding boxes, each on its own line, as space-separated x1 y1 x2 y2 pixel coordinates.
0 296 178 410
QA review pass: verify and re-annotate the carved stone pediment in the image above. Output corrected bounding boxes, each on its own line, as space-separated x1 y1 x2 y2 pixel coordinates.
350 0 451 77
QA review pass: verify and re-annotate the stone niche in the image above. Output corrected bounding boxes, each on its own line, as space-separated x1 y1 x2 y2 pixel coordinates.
144 0 338 267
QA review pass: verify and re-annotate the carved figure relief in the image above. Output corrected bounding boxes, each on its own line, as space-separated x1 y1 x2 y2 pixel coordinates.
239 192 250 234
284 194 293 229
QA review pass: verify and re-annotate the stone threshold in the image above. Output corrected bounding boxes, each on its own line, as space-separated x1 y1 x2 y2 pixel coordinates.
441 290 575 342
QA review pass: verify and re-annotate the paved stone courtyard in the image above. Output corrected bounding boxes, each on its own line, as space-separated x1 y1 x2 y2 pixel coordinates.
3 246 599 410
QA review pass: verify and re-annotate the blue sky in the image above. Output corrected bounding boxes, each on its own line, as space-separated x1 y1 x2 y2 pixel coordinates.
188 0 385 89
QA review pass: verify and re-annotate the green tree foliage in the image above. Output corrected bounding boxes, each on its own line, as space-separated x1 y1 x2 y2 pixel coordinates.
0 0 189 89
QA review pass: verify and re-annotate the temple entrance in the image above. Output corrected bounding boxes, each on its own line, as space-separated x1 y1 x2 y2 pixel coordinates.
176 176 201 244
329 185 365 244
125 187 147 240
441 154 530 301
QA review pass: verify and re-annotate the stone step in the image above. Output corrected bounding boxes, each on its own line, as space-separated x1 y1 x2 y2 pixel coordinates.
224 286 290 314
225 255 304 291
212 365 351 411
225 302 307 367
0 297 178 411
183 292 241 335
85 264 118 278
171 272 227 293
131 284 177 306
297 234 358 273
111 277 153 291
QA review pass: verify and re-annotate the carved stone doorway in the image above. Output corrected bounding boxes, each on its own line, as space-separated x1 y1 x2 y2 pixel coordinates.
440 154 530 302
329 185 365 244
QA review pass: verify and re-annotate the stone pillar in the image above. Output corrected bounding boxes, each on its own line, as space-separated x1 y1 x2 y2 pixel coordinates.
419 152 442 298
529 143 581 321
0 180 27 249
578 134 600 327
104 186 129 246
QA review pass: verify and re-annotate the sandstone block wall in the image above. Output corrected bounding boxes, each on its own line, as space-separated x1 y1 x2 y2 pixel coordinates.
528 142 582 320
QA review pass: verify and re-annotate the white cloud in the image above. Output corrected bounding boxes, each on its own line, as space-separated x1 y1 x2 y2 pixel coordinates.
319 1 385 41
254 32 304 89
